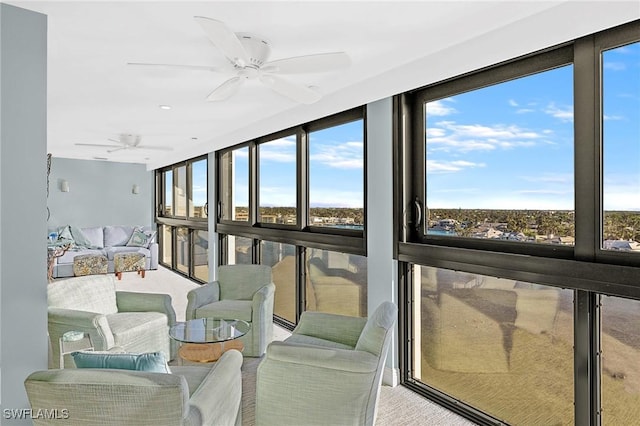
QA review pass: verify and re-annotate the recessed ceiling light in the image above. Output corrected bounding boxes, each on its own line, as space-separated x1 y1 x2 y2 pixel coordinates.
191 137 198 141
159 104 172 110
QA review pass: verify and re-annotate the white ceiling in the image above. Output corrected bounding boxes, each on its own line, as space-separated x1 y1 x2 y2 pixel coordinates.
8 1 640 170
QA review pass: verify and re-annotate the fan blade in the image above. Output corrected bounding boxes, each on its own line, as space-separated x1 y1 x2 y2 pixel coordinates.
107 146 127 153
136 145 174 151
194 17 249 67
127 62 226 73
259 74 322 104
206 76 245 101
75 143 122 148
263 52 350 74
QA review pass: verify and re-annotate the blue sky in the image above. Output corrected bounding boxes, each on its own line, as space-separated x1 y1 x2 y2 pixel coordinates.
217 42 638 212
426 41 639 211
232 119 364 209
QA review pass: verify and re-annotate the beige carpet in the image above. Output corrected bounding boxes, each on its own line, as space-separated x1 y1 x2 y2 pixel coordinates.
115 266 476 425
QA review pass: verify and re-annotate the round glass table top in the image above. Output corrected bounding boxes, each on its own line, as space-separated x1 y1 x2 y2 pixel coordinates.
169 318 251 344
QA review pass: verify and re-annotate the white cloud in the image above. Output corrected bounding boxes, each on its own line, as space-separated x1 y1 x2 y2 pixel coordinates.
603 114 624 121
544 102 574 123
259 137 296 162
508 99 519 107
519 173 573 184
427 159 485 173
516 108 535 114
427 121 542 152
310 140 363 169
426 98 457 116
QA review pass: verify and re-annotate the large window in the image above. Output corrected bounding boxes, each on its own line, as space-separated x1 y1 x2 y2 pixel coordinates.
156 155 209 282
425 65 574 245
399 21 640 426
259 134 297 225
602 41 640 254
309 119 364 230
220 146 249 222
217 107 367 326
412 266 574 424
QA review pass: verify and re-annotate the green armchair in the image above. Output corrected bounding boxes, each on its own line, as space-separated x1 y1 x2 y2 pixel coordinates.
186 264 275 357
255 301 398 426
25 349 243 426
48 274 176 367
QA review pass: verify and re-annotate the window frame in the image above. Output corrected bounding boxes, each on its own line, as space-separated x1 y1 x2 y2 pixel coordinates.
155 154 209 283
216 106 367 257
396 19 640 426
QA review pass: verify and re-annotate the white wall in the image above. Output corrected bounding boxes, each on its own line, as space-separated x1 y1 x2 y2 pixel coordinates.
366 97 399 385
47 157 153 229
0 4 48 423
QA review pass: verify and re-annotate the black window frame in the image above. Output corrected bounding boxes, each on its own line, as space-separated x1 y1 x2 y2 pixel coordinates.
396 20 640 426
155 154 209 283
216 106 367 257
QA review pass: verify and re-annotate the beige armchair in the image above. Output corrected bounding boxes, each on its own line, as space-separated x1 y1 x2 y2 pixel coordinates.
255 301 397 426
48 274 176 367
25 349 243 426
186 264 275 357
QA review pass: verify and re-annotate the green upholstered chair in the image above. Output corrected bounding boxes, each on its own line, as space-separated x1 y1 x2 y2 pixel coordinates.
48 274 176 367
24 349 243 426
255 301 398 426
186 264 275 357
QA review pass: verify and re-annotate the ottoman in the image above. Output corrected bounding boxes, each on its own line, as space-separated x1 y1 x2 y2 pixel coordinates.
73 254 108 276
114 252 146 280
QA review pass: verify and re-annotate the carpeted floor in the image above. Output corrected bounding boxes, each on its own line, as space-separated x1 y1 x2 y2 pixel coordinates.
115 266 476 425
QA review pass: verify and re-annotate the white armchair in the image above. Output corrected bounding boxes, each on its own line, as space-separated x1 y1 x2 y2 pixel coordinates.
255 301 397 426
186 265 275 357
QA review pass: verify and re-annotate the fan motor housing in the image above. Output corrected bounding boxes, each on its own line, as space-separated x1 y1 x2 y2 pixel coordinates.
235 33 271 67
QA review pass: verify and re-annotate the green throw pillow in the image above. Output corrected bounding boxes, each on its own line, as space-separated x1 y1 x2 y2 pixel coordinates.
126 227 157 248
71 351 171 373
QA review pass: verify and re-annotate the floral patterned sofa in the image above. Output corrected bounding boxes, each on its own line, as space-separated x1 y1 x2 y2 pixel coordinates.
50 225 158 278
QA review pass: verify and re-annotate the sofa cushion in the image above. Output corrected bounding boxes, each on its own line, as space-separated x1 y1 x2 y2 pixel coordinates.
104 226 134 247
80 226 105 249
195 300 253 322
48 275 118 315
71 351 171 373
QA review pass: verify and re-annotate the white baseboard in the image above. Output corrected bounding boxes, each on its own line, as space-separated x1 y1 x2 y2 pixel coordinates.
382 366 400 387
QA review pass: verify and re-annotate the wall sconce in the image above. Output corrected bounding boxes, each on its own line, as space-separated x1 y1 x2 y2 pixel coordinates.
60 179 69 193
132 184 140 195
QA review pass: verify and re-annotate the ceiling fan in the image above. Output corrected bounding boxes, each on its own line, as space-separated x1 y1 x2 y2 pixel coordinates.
128 16 351 104
75 134 173 153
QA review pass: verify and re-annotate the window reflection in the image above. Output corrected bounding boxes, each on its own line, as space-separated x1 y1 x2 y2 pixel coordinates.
305 248 367 317
601 295 640 424
261 241 296 323
226 235 252 265
602 41 640 254
413 265 574 424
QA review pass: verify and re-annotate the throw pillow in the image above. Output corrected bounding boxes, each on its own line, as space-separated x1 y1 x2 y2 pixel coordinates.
70 226 97 249
71 351 171 373
56 225 75 246
126 227 149 247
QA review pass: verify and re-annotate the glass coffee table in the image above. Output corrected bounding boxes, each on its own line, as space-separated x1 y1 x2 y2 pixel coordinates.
169 318 251 363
